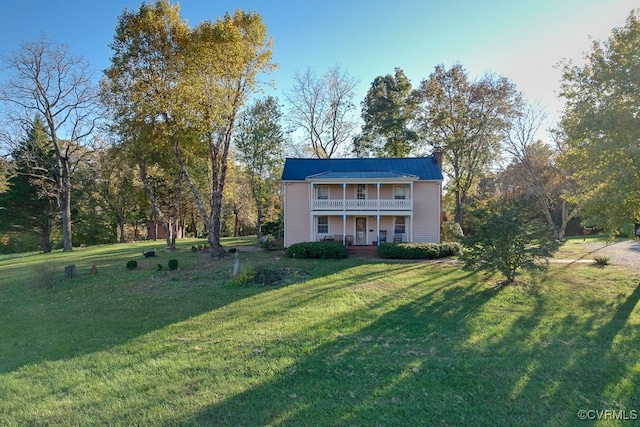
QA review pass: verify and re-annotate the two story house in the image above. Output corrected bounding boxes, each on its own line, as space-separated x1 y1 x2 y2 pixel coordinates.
281 155 443 247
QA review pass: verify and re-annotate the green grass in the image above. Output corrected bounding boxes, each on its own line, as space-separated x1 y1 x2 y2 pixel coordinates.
1 237 639 425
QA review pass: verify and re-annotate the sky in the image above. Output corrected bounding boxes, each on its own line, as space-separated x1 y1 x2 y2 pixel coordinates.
1 0 638 142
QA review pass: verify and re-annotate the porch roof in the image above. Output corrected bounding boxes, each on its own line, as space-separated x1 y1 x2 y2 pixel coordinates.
281 157 443 181
306 170 418 180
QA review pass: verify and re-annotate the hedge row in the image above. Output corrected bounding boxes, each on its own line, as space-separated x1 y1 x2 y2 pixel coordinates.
286 241 348 259
377 242 462 259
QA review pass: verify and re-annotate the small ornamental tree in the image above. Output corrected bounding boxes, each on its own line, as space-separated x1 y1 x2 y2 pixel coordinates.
461 202 560 284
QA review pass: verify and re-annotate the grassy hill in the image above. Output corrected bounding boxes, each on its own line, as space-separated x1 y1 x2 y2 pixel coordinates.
1 237 638 425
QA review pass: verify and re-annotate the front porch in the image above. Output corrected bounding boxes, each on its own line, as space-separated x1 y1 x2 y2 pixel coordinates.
312 214 410 246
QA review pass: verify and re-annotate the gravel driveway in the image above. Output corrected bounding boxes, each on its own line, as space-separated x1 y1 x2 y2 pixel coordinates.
567 240 640 270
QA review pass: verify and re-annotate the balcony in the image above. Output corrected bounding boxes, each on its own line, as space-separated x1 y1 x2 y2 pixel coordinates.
312 199 412 211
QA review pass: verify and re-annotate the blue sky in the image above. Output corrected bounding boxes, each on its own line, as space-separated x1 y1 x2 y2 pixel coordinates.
1 0 637 138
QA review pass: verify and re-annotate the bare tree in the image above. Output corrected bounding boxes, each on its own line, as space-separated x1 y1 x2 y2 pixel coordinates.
502 101 578 239
0 36 100 250
285 66 359 158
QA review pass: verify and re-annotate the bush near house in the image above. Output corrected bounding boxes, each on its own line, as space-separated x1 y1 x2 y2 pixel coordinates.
377 242 462 259
286 241 348 259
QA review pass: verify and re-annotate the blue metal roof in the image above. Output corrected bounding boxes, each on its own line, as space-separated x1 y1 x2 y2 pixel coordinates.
306 171 418 179
281 157 443 181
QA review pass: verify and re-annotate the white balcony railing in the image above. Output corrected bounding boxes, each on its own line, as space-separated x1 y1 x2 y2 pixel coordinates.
312 199 412 211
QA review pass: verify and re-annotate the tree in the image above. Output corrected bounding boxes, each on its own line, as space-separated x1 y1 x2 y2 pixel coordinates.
355 68 420 157
558 9 640 235
234 96 284 238
222 161 254 237
502 102 578 239
461 201 560 284
416 63 522 228
102 0 189 250
77 146 143 243
285 66 359 158
104 3 274 257
0 36 100 251
175 10 274 258
0 116 58 252
0 157 9 194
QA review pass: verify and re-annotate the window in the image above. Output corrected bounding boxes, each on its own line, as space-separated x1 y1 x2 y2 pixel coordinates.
357 184 367 200
394 216 406 234
317 185 329 200
317 216 329 234
394 185 407 200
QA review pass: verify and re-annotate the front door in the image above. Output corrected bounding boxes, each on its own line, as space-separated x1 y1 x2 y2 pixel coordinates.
355 217 367 245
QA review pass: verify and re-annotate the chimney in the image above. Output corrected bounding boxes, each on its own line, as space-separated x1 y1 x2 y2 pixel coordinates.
432 146 442 169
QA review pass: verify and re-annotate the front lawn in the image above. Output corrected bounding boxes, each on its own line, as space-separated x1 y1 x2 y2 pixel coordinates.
0 237 638 425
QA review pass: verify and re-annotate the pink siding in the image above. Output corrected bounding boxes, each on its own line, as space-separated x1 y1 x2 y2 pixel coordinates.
412 182 441 243
283 182 310 247
283 180 441 247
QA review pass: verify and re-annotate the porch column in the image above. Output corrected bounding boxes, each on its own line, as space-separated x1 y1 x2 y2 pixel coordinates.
410 214 414 243
376 183 380 210
376 214 381 247
309 183 314 242
342 183 347 214
410 181 414 211
342 214 346 245
310 214 314 242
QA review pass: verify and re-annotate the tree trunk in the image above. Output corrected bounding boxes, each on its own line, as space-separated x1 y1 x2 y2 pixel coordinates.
139 162 171 247
190 213 198 238
210 188 225 258
209 127 234 259
41 221 51 253
172 144 213 240
64 264 78 279
233 208 240 237
118 221 126 243
256 203 263 239
169 170 182 249
454 191 464 229
60 190 73 251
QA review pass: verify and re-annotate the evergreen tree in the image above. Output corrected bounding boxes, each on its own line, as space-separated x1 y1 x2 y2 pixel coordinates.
0 116 58 252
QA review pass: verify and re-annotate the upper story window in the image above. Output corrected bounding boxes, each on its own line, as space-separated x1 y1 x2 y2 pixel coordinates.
316 185 329 200
357 184 367 200
394 185 407 200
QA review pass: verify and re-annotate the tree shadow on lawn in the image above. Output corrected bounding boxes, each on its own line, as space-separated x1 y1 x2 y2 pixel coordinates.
0 254 358 375
0 254 446 376
189 278 640 426
188 276 505 426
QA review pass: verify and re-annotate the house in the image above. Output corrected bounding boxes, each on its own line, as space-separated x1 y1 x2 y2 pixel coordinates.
281 155 443 248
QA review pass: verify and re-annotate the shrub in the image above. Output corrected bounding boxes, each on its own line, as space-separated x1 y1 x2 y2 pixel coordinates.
229 264 287 287
229 266 256 287
262 220 283 237
228 248 237 253
33 264 61 288
260 235 274 251
461 201 560 284
126 260 138 270
191 245 198 252
254 264 286 286
168 259 179 271
441 220 464 242
377 242 462 259
593 255 610 266
287 241 348 259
